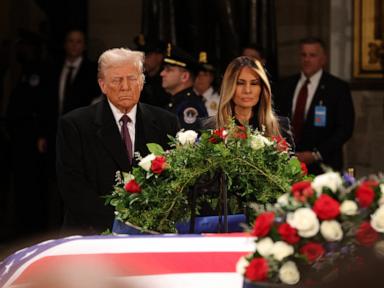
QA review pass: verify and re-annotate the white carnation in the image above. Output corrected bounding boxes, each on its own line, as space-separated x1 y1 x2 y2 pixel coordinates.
371 206 384 232
176 130 198 145
279 261 300 285
138 153 156 171
380 184 384 194
235 256 249 275
379 184 384 206
256 237 274 257
287 208 320 238
271 241 294 262
311 172 342 194
320 220 343 241
340 200 358 216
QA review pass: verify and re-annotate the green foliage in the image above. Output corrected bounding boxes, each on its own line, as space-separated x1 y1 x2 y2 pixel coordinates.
105 124 308 233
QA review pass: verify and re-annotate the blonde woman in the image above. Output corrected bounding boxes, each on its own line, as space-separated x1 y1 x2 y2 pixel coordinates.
201 56 294 149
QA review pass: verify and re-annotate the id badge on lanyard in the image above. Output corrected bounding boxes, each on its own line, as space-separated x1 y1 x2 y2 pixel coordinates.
314 101 326 127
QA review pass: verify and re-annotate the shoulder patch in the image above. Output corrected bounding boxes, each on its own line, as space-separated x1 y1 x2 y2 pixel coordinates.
183 107 199 124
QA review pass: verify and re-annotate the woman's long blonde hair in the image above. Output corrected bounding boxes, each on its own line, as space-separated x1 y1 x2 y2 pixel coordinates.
216 56 280 137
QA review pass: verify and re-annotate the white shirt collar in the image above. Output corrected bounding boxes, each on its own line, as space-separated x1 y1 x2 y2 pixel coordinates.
108 100 137 127
65 56 83 69
300 69 323 86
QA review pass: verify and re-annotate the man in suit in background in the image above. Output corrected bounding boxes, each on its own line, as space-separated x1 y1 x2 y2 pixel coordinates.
274 37 354 175
37 28 101 232
56 48 179 234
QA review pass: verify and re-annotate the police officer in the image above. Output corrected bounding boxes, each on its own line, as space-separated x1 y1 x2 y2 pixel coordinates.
194 51 220 116
160 44 207 130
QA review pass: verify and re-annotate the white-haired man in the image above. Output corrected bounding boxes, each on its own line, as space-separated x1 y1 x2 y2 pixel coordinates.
56 48 179 234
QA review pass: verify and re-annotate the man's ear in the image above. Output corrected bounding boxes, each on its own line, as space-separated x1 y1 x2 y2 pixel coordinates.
180 70 190 83
98 78 107 94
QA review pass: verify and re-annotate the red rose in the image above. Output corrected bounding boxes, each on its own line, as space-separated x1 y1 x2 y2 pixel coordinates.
300 242 325 263
291 180 314 202
356 221 379 247
208 128 226 143
245 257 269 282
313 194 340 220
300 162 308 175
271 135 289 152
355 182 376 208
251 212 275 237
124 179 141 193
278 223 300 244
151 156 167 174
234 126 247 139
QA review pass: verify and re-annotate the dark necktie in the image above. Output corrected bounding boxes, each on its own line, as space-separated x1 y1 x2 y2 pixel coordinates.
292 79 310 144
120 114 133 163
62 66 74 114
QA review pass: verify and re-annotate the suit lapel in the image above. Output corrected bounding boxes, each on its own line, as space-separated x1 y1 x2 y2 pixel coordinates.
95 99 131 171
134 103 160 159
305 73 328 127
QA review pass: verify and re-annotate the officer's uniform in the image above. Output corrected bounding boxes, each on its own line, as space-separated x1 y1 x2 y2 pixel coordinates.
163 44 208 130
167 87 208 130
196 51 220 116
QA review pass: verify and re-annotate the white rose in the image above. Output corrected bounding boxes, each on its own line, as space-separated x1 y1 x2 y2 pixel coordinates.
176 130 198 145
271 241 294 261
320 220 343 241
371 206 384 232
311 172 342 195
256 237 274 257
138 153 156 171
380 184 384 194
279 261 300 285
236 256 249 275
340 200 358 216
287 208 320 238
250 135 265 150
276 193 289 207
379 184 384 206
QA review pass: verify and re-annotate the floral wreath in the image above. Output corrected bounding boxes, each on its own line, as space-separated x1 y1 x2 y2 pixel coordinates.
106 123 309 233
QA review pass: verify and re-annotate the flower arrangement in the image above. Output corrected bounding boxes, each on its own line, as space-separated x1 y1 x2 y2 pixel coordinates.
238 170 384 286
105 123 308 234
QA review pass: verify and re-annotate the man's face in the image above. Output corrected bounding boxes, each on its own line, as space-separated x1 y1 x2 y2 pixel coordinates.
64 31 85 59
300 43 327 78
160 65 185 95
98 64 143 113
194 70 214 95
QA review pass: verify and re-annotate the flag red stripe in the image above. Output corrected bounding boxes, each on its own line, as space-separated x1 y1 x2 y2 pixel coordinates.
15 251 247 284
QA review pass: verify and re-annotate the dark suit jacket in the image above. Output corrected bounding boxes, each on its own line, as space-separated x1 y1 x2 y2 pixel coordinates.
56 99 180 233
273 71 355 174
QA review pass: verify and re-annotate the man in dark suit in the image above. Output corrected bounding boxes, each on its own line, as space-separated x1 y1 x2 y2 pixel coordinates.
37 28 101 231
274 37 354 175
56 48 179 234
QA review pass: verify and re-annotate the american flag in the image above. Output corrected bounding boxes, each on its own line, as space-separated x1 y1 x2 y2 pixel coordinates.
0 233 255 288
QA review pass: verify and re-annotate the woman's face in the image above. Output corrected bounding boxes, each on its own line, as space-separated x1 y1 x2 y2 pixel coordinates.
232 67 261 110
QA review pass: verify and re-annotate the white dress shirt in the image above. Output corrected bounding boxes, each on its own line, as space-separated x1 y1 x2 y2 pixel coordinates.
291 69 323 119
108 101 137 157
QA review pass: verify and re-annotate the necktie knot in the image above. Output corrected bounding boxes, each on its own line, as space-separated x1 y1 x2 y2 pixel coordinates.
120 114 131 125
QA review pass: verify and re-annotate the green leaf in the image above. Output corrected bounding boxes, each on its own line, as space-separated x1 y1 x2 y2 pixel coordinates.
147 143 165 155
